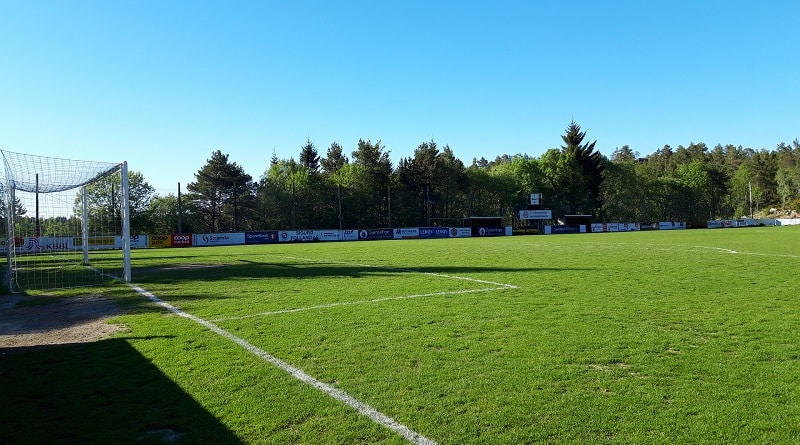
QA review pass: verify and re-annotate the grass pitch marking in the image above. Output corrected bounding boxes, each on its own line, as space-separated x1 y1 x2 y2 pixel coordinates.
127 283 438 445
209 255 519 323
211 287 508 322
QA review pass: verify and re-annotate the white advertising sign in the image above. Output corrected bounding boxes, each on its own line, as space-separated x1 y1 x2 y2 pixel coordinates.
519 210 552 220
194 232 246 246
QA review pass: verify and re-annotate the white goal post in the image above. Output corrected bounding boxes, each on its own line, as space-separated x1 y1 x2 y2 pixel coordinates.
1 150 131 293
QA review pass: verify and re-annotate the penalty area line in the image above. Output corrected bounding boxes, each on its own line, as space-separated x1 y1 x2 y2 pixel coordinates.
279 255 519 289
127 283 437 445
211 286 511 322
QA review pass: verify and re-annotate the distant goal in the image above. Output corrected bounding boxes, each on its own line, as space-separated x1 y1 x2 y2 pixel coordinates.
1 150 131 293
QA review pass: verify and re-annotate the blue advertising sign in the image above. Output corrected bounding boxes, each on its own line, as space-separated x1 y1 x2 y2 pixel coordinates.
358 229 393 240
549 225 583 234
419 227 450 239
245 231 280 244
477 227 505 236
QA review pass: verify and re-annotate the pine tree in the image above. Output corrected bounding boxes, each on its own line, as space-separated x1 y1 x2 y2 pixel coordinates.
561 120 605 214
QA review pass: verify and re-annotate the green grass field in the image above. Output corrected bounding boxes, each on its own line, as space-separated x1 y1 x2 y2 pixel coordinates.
2 227 800 444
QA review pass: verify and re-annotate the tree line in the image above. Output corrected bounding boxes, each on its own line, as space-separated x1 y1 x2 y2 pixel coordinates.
8 121 800 236
138 121 799 233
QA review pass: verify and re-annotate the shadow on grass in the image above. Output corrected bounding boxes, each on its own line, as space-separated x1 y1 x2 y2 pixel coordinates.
0 339 243 445
133 258 582 285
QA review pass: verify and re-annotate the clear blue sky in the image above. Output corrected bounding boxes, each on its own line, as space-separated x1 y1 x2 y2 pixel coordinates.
2 0 798 196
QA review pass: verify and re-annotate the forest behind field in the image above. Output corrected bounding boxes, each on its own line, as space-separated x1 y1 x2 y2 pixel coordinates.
18 122 800 235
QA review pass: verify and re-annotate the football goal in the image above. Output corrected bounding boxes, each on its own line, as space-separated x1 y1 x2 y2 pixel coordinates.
1 150 131 293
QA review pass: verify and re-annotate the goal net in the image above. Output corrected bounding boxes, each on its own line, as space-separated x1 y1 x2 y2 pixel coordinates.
1 150 131 293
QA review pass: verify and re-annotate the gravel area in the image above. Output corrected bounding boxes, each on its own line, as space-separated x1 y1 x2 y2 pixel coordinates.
0 294 126 348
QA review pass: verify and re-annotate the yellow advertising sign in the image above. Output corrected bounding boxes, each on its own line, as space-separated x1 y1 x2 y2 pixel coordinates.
149 234 171 248
72 236 116 247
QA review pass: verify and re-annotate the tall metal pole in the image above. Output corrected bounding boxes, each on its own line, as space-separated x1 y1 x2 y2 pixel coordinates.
121 162 131 282
177 182 183 233
35 173 40 237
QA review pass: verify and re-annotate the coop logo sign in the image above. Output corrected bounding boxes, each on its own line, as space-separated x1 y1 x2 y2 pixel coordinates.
149 234 171 248
171 234 193 247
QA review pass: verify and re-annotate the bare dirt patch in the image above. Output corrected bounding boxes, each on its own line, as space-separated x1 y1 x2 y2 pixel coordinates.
0 294 126 348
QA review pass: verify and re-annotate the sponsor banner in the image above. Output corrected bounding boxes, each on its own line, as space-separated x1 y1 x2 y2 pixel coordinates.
607 223 620 232
659 222 687 230
394 228 419 239
529 193 541 205
18 236 74 252
341 229 359 241
244 231 279 244
279 230 339 242
591 223 604 233
316 230 340 242
450 227 471 238
149 234 171 248
623 223 641 232
195 232 246 247
545 225 586 235
419 227 450 239
171 233 193 247
359 228 394 240
130 235 148 248
280 230 316 242
519 209 552 220
477 227 505 237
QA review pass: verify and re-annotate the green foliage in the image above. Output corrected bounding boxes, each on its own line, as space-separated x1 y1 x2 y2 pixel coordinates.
561 120 605 214
187 150 254 232
77 170 155 234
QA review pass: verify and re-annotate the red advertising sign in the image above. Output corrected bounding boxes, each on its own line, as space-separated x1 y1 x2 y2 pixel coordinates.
171 233 193 247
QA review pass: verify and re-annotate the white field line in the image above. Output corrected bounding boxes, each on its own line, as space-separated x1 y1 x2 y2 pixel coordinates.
127 283 438 445
205 255 518 323
517 241 800 259
211 286 508 322
279 255 519 289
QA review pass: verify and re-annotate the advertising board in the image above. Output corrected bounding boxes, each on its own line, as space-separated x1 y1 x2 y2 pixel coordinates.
244 231 279 244
195 232 246 246
171 233 193 247
341 230 359 241
130 235 149 248
359 229 394 240
393 228 419 239
477 227 505 236
149 234 171 248
419 227 450 239
519 210 552 220
279 230 340 242
449 227 472 238
544 225 586 235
